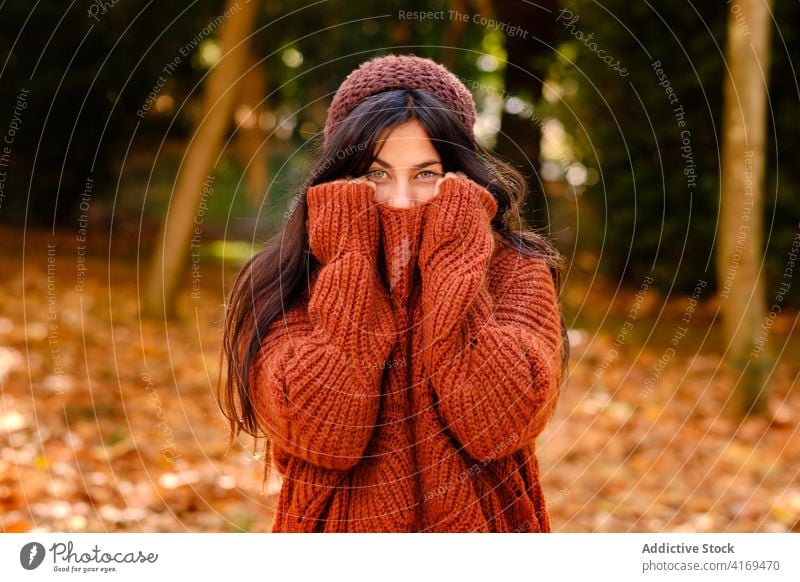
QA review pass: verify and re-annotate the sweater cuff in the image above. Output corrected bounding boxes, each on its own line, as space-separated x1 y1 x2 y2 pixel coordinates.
432 176 498 221
419 176 497 273
305 181 379 264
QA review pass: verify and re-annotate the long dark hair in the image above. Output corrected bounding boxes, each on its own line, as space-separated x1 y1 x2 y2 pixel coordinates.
217 88 570 487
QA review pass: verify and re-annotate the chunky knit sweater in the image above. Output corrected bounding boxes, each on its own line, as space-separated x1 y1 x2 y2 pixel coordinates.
249 176 564 532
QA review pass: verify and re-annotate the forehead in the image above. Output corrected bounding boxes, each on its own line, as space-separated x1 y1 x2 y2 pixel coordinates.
373 120 441 165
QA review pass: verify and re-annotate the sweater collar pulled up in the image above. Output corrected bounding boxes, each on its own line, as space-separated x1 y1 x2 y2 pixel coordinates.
374 202 429 306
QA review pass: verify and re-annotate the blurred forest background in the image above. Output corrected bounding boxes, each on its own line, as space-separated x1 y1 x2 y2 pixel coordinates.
0 0 798 533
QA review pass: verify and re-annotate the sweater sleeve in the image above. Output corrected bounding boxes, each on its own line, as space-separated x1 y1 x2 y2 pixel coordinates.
248 181 397 471
418 176 564 462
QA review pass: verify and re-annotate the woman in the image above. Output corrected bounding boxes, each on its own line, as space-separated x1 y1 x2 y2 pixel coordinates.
218 53 570 532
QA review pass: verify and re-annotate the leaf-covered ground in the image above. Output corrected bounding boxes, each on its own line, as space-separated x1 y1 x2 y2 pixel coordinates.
1 231 798 533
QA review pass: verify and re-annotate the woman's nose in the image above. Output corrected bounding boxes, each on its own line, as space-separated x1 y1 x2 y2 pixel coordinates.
384 179 414 208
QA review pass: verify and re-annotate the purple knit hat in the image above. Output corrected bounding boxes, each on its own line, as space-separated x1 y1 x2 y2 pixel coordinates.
323 53 477 147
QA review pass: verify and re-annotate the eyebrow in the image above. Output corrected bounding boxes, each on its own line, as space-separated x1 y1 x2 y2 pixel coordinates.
371 158 442 169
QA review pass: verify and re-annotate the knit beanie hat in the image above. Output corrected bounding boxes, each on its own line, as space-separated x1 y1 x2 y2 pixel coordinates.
323 53 477 147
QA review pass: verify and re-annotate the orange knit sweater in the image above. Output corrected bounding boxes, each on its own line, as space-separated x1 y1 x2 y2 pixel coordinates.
249 176 564 532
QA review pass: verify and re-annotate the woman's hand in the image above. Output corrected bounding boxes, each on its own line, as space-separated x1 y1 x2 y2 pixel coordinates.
418 171 497 271
432 171 468 199
305 176 380 265
430 170 497 217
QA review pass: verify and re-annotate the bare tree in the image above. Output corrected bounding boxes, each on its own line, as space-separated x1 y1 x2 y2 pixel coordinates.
717 0 773 414
142 0 260 317
234 50 270 209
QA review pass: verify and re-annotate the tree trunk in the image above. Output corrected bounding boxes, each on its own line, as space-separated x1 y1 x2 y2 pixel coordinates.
491 0 559 230
717 0 773 415
234 50 270 210
141 0 260 318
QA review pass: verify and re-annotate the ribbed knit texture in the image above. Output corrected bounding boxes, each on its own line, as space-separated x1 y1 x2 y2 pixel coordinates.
249 177 564 532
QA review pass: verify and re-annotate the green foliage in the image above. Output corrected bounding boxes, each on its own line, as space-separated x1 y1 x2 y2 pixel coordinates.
763 0 800 302
0 1 225 226
1 1 495 238
547 0 799 303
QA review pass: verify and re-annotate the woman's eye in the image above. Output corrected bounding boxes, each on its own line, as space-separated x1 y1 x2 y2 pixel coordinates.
418 170 438 179
367 169 386 179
